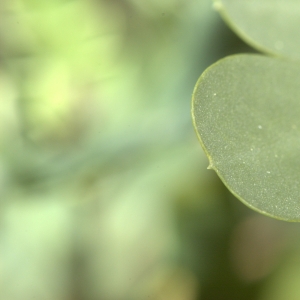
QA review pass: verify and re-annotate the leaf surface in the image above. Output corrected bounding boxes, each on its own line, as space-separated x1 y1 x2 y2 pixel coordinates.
192 54 300 221
214 0 300 59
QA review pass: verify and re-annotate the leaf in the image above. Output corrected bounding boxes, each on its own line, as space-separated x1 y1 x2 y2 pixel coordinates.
192 54 300 221
213 0 300 59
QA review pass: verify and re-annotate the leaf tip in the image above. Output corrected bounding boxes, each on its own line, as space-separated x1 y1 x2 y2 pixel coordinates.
207 163 213 170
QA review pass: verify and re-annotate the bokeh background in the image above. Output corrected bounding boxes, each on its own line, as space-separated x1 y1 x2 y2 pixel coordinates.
1 0 300 299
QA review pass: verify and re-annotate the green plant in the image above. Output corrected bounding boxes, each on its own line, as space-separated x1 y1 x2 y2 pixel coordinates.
192 0 300 221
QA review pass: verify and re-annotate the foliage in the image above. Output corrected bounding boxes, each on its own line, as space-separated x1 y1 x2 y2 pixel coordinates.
3 0 300 299
192 0 300 221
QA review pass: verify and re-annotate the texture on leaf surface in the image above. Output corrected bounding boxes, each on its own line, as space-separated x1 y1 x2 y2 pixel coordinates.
192 54 300 221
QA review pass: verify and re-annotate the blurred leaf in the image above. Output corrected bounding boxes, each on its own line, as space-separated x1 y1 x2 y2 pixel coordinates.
0 199 72 300
259 248 300 300
192 54 300 221
213 0 300 59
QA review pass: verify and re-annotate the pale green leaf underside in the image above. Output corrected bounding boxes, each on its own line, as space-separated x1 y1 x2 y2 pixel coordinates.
192 54 300 221
214 0 300 59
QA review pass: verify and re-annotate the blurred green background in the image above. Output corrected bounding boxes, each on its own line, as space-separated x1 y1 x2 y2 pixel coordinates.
1 0 300 299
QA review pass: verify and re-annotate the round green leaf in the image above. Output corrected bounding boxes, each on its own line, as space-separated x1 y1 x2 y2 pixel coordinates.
192 54 300 221
213 0 300 59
